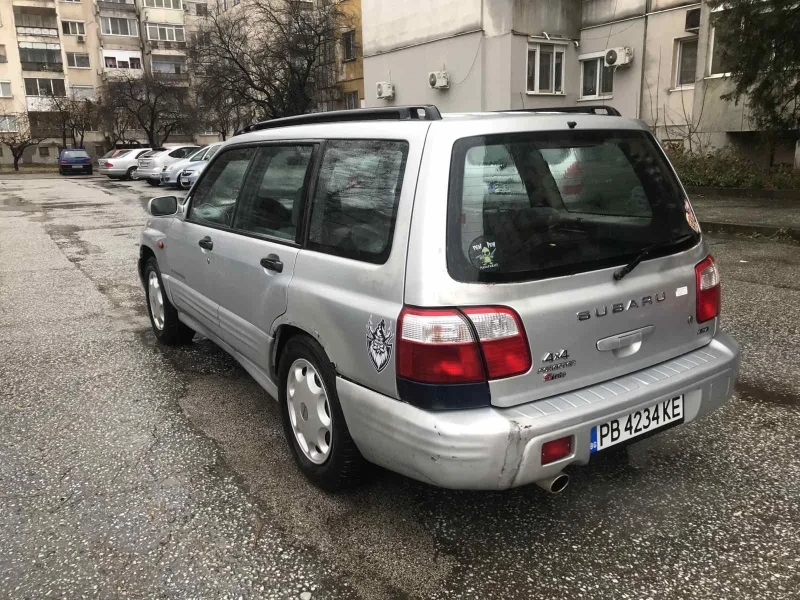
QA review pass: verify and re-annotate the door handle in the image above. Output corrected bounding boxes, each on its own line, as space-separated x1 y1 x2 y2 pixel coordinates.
596 325 655 351
198 236 213 250
260 254 283 273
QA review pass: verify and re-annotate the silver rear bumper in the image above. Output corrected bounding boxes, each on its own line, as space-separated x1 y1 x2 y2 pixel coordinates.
337 331 740 490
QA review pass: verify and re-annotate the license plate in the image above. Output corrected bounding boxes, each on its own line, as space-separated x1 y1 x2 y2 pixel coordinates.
590 395 684 453
71 165 83 169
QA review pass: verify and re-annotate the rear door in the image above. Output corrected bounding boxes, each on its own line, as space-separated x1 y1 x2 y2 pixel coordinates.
166 146 256 338
203 143 316 370
414 127 711 407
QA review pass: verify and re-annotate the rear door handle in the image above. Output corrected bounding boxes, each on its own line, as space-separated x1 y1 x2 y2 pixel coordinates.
597 325 655 351
260 254 283 273
198 236 213 250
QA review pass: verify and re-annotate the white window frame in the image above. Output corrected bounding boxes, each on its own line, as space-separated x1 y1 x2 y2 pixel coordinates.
70 85 94 100
60 0 81 3
61 21 86 36
0 115 16 132
66 52 91 69
147 23 186 42
706 27 732 78
0 81 11 98
526 41 567 95
143 0 183 8
578 51 614 100
101 17 139 37
674 37 698 89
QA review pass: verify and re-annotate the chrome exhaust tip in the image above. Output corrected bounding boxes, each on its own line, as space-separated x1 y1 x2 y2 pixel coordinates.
535 472 570 494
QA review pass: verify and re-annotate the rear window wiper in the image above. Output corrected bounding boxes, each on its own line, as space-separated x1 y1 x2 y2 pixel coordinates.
613 233 695 281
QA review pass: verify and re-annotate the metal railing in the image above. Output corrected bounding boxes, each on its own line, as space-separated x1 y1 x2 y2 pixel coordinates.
21 61 64 73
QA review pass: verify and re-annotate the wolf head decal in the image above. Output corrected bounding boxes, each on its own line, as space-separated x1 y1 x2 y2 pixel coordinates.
366 316 394 373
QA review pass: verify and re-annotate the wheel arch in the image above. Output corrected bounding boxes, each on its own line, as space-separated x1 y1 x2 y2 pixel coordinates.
271 323 334 381
138 244 156 286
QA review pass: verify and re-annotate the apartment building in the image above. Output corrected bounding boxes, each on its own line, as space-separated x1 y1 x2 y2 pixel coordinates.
0 0 208 165
333 0 364 111
362 0 794 164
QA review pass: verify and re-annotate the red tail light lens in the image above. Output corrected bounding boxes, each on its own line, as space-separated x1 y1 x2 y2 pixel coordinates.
541 436 572 465
104 162 113 167
397 308 485 383
462 307 531 379
397 306 531 384
695 255 721 323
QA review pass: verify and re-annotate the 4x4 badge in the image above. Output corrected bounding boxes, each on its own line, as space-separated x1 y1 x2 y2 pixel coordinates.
542 349 569 362
366 316 394 373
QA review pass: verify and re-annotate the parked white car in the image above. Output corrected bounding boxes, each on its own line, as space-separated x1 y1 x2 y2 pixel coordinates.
160 143 223 188
137 146 200 186
99 148 152 180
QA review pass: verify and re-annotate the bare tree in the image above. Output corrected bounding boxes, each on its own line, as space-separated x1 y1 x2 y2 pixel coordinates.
187 0 345 121
100 74 196 148
0 112 47 171
69 99 96 149
195 87 256 140
95 96 138 148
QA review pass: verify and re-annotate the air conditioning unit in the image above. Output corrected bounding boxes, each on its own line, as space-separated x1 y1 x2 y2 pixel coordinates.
428 71 449 90
685 8 701 32
77 35 85 44
604 46 633 68
376 81 395 100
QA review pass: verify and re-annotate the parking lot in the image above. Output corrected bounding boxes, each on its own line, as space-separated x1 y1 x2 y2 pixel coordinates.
1 174 799 599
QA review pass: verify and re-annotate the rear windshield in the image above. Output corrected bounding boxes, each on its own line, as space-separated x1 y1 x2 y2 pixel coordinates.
63 150 89 158
447 130 699 283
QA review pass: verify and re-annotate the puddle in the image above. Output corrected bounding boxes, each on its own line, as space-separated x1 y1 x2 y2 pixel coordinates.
736 380 800 407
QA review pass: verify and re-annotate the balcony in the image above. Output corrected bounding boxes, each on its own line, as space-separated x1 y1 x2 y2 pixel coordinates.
21 61 64 73
16 26 59 37
97 0 136 11
102 67 144 80
153 72 190 84
26 95 61 112
148 41 186 51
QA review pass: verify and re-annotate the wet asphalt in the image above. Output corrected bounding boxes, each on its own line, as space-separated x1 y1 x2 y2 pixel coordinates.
0 175 798 600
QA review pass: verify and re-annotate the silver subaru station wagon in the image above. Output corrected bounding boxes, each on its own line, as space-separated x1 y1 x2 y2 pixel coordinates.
138 106 740 493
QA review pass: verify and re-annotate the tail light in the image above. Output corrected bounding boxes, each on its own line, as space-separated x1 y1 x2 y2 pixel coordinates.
104 162 113 167
541 436 573 465
695 255 721 323
397 306 531 385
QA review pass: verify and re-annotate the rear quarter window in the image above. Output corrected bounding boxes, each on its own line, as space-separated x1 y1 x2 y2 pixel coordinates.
307 139 409 264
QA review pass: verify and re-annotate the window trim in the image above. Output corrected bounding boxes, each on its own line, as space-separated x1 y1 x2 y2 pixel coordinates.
342 30 356 62
146 23 186 42
66 52 91 69
707 26 732 77
674 36 698 89
0 81 12 98
526 41 567 95
61 20 86 36
578 52 614 100
143 0 183 9
100 17 139 37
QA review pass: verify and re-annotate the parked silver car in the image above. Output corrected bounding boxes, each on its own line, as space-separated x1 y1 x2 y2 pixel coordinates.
138 106 740 493
99 148 152 180
160 143 223 188
137 146 200 186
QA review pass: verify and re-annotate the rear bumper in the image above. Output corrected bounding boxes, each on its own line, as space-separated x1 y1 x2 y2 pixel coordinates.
337 331 740 490
160 171 179 185
137 167 161 180
99 167 127 176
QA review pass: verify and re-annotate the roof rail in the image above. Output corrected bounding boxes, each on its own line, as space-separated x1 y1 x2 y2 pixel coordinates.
236 105 442 136
502 105 622 117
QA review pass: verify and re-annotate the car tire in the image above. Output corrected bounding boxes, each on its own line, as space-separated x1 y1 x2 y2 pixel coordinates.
143 257 195 345
278 335 368 491
147 178 160 187
125 167 137 181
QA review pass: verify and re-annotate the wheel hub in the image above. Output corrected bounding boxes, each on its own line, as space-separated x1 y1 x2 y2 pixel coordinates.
147 271 165 331
286 358 332 464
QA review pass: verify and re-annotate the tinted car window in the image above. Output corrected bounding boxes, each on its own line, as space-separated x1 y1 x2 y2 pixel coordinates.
205 145 221 160
308 140 408 264
447 130 699 283
188 147 254 228
234 145 313 241
62 150 89 158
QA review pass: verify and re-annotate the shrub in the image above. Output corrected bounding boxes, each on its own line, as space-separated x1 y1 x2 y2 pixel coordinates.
665 146 800 190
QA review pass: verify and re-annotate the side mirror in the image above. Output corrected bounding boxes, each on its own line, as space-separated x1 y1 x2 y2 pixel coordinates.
148 195 178 216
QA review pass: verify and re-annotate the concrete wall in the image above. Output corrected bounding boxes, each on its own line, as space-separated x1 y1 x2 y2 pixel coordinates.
578 18 645 118
582 0 645 28
509 33 581 110
483 0 581 37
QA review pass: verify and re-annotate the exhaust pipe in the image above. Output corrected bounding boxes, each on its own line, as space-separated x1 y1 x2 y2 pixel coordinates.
535 472 570 494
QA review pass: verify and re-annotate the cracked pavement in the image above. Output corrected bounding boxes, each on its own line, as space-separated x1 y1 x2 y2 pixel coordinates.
0 174 799 599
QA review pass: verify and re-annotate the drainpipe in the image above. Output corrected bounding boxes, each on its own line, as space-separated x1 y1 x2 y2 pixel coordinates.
638 0 649 121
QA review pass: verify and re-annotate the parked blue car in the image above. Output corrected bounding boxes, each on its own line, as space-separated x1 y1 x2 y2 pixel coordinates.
59 149 93 175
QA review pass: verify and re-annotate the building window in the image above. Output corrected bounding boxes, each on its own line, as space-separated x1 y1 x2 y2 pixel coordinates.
67 52 90 68
0 46 6 64
342 30 356 61
0 82 11 98
580 56 614 99
0 115 18 132
527 43 565 94
147 24 186 42
345 91 358 110
24 78 66 97
152 56 186 73
143 0 183 8
18 43 63 68
61 21 86 36
71 85 94 100
101 17 139 37
675 38 698 87
61 0 82 3
708 27 732 76
39 147 50 157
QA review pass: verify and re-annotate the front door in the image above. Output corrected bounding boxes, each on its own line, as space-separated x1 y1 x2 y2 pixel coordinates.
166 146 256 339
203 144 316 370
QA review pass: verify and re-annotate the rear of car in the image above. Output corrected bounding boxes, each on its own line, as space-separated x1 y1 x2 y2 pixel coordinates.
332 114 739 490
99 149 148 178
138 147 200 184
161 144 222 187
59 149 93 175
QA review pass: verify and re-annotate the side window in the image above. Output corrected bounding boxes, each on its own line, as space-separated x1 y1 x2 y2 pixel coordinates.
188 147 255 227
308 140 409 264
168 148 184 158
233 145 314 240
205 145 220 161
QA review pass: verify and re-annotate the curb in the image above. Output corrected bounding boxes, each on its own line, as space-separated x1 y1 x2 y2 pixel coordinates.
687 186 800 201
700 221 800 241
